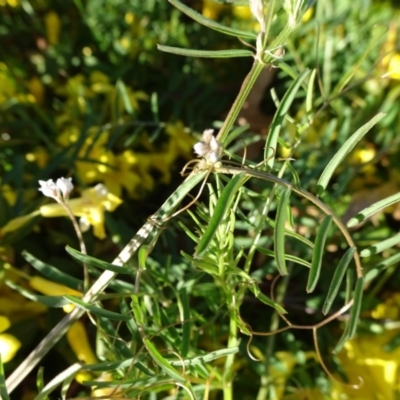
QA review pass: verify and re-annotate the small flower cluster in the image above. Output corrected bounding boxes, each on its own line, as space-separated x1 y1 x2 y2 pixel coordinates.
193 129 223 165
38 177 74 203
38 179 122 240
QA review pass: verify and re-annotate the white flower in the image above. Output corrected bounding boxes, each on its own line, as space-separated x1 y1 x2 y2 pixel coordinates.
38 179 61 201
56 177 74 200
193 129 223 164
38 177 74 202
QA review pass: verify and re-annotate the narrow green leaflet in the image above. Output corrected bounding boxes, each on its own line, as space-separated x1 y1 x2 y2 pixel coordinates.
322 247 356 315
360 232 400 257
250 284 287 314
83 358 141 372
195 173 245 257
83 347 239 371
64 295 131 321
317 112 386 195
333 323 351 354
347 277 364 339
36 367 45 394
5 280 70 308
364 252 400 283
116 79 134 115
307 215 333 293
131 294 144 326
66 246 134 274
170 347 239 366
265 217 314 248
34 363 82 400
333 276 363 354
179 288 191 358
347 191 400 228
274 188 292 276
182 251 219 275
138 245 148 270
257 246 312 269
23 250 81 289
143 338 186 383
305 69 317 123
168 0 257 40
157 45 253 58
265 69 311 168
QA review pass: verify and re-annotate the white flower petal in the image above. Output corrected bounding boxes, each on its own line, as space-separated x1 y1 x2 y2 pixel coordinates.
193 142 209 157
79 216 90 233
202 129 214 144
209 136 220 152
56 177 74 200
209 151 220 164
38 179 60 201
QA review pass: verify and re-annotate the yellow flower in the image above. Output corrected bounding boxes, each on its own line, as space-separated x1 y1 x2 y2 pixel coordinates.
371 293 400 321
58 127 149 196
1 213 38 237
0 63 17 104
165 120 196 158
349 146 377 176
331 330 400 400
232 6 253 20
44 11 60 45
124 12 135 25
25 146 49 168
1 184 17 206
27 77 45 104
101 150 142 197
269 351 318 399
91 372 124 397
202 0 224 20
29 276 82 313
0 280 47 323
40 184 122 239
282 387 324 400
90 71 113 94
128 153 155 194
381 23 400 81
110 86 148 115
0 0 20 7
0 63 36 105
66 321 97 364
71 127 110 184
302 7 314 23
386 54 400 80
0 315 21 363
89 70 148 112
55 74 88 113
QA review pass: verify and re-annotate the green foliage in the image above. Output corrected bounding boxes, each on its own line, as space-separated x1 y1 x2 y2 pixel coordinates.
2 0 400 399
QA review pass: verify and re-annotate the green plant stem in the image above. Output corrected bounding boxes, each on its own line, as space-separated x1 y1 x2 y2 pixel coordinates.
256 268 292 400
222 307 239 400
216 60 265 145
215 58 268 400
61 202 89 292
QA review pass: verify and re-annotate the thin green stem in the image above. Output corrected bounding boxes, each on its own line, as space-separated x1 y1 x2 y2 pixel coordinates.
216 61 265 145
61 202 89 292
222 306 239 400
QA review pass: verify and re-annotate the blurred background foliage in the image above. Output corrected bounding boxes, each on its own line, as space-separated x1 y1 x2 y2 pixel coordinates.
1 0 400 399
